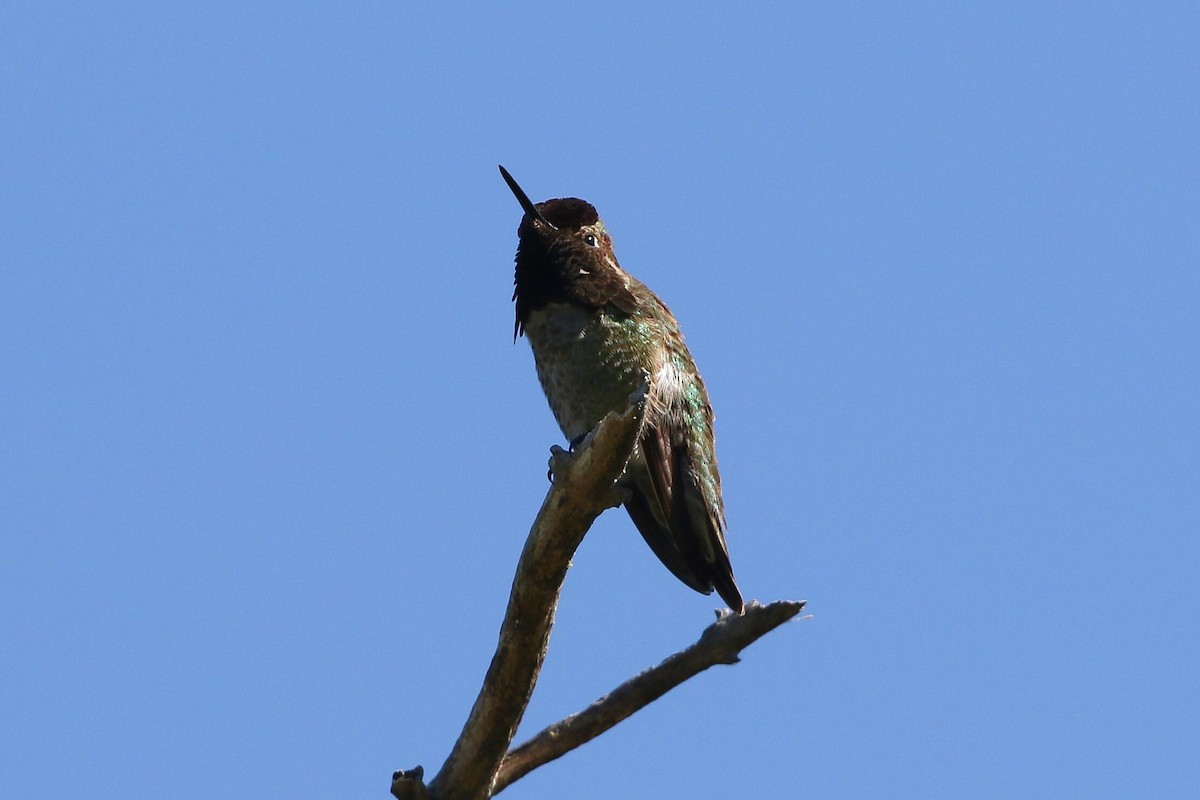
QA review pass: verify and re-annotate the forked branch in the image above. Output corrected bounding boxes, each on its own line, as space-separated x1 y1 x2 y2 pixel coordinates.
391 390 804 800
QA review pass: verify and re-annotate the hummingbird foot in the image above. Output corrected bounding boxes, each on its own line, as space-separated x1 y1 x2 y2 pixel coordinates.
547 444 574 483
546 443 632 509
629 380 650 407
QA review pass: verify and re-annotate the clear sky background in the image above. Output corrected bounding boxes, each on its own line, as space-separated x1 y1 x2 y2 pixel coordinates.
2 4 1197 799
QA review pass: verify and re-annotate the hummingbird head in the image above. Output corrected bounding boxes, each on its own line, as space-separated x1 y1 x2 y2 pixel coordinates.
500 166 634 339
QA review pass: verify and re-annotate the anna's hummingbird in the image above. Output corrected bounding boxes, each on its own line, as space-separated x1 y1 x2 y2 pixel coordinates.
500 166 743 613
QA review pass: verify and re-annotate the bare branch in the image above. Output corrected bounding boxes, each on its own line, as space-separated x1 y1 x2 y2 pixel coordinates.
391 386 805 799
422 393 647 800
491 599 806 794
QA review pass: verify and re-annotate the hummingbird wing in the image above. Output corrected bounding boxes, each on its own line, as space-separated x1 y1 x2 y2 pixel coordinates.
623 411 744 613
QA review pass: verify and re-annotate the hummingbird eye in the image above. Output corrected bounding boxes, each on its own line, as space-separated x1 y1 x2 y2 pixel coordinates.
582 233 599 247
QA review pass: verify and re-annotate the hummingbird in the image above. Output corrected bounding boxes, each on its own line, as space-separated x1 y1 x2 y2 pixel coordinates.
500 165 744 613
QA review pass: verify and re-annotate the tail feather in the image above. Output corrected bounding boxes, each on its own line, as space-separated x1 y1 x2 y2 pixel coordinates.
622 422 744 613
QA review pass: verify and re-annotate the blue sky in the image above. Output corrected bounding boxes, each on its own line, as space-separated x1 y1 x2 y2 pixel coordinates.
2 3 1197 799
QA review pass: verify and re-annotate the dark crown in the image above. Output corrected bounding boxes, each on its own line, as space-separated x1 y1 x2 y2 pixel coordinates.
530 198 599 231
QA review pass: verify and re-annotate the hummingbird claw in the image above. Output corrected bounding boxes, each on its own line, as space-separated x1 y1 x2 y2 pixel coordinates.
547 444 574 483
629 380 649 407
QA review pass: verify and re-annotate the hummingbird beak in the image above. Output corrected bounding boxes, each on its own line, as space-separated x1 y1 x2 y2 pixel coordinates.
499 165 557 230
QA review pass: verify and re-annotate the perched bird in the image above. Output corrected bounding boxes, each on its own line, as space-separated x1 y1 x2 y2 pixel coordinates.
500 166 743 613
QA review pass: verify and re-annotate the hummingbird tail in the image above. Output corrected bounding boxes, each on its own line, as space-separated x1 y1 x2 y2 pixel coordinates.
624 423 744 614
